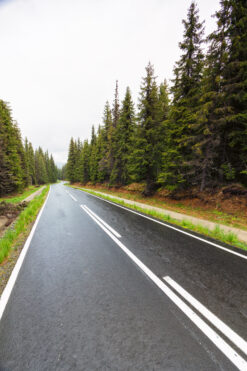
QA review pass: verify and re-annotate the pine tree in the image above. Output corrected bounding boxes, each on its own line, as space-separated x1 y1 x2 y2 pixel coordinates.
129 63 162 195
91 125 96 146
89 125 99 183
35 148 48 184
24 138 31 185
79 140 90 184
112 80 120 128
28 142 36 185
111 87 136 185
160 2 205 190
67 138 77 183
98 102 113 181
0 100 24 195
191 6 229 190
220 0 247 184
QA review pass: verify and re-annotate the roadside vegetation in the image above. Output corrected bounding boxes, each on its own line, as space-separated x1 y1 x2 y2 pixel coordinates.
65 2 247 198
0 186 49 264
71 185 247 251
64 1 247 251
71 183 247 231
0 100 59 198
0 185 43 204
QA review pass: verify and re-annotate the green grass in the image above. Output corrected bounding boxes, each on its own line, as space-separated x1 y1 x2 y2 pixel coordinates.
0 185 43 204
0 186 49 264
70 185 247 251
74 184 247 231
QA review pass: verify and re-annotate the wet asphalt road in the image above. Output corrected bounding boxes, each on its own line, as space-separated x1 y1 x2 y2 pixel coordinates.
0 183 246 370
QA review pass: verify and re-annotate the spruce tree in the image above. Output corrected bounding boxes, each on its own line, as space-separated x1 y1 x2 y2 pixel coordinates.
0 100 24 194
191 7 229 190
28 142 36 185
67 138 77 183
35 148 48 184
160 2 205 190
220 0 247 184
79 140 90 184
129 62 162 195
111 87 136 185
98 102 113 181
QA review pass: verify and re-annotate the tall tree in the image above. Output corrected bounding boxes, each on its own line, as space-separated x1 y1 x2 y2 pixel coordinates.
160 1 205 190
191 4 229 190
98 102 113 181
110 87 136 184
129 62 162 195
67 138 77 183
220 0 247 184
0 100 24 195
112 80 120 128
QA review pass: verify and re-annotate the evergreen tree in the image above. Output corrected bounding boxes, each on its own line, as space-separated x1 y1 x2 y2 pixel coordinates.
67 138 77 183
89 125 99 183
160 1 205 190
112 80 120 128
35 148 48 184
91 125 96 146
129 62 162 195
28 142 36 185
220 0 247 184
110 87 136 184
0 100 24 195
191 7 229 190
98 102 113 181
79 140 90 184
49 155 58 183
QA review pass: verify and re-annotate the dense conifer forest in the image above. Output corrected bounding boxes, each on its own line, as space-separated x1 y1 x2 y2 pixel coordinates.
66 1 247 195
0 100 58 196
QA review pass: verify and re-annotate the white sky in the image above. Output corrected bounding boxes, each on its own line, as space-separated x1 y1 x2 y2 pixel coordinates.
0 0 220 166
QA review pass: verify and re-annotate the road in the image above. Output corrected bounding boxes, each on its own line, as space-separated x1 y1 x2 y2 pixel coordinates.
0 182 246 370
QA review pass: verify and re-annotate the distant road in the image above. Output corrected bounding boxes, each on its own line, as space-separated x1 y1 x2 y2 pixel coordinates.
0 183 246 370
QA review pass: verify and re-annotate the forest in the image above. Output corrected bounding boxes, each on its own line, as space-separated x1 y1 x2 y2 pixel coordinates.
66 1 247 196
0 100 58 196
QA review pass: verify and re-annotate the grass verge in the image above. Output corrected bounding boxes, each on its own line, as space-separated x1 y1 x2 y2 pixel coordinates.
0 186 49 264
71 185 247 252
0 185 43 204
71 183 247 231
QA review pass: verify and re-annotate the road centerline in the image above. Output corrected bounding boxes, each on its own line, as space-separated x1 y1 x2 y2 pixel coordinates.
163 276 247 356
81 205 121 238
66 191 77 202
80 202 247 371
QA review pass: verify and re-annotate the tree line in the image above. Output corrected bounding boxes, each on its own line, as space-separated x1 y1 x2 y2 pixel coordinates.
66 0 247 195
0 100 58 196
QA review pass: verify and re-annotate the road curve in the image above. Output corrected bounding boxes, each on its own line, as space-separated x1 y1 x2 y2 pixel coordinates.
0 183 246 370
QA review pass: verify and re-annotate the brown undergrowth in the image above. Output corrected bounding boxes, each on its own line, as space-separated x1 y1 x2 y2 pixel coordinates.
73 182 247 231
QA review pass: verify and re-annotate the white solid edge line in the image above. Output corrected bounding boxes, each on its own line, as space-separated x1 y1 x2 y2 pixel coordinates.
83 205 121 238
79 189 247 261
163 276 247 356
0 186 51 321
81 205 247 371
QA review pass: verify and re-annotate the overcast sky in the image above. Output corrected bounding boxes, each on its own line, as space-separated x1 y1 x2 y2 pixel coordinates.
0 0 220 166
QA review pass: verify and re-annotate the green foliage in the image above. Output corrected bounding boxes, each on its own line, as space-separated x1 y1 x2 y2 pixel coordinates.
0 100 25 195
0 186 49 263
128 62 166 195
65 1 247 195
0 185 43 204
72 186 247 251
159 2 205 189
0 99 58 196
110 87 136 185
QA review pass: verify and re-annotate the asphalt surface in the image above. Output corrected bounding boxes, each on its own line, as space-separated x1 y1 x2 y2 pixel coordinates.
0 183 246 370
